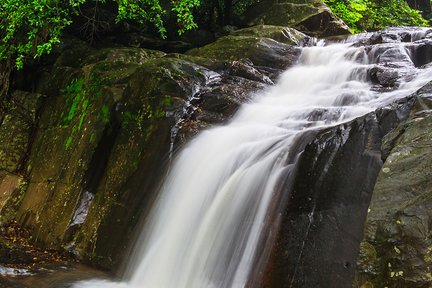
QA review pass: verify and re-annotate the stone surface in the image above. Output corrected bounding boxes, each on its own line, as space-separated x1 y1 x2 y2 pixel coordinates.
186 34 301 79
258 95 420 288
16 45 169 268
355 93 432 288
229 25 312 46
0 91 44 173
239 0 351 37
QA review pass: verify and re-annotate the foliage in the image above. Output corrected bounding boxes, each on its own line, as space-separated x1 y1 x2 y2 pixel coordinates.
0 0 83 69
0 0 201 70
324 0 428 33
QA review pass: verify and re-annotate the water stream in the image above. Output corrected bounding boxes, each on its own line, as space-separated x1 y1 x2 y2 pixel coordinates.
73 28 432 288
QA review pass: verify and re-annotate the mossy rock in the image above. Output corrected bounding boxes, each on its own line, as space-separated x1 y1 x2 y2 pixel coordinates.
187 35 301 70
14 53 223 267
249 3 324 26
355 96 432 288
39 46 165 97
0 91 44 172
0 173 27 224
70 57 221 268
240 0 350 37
230 25 311 45
14 45 169 249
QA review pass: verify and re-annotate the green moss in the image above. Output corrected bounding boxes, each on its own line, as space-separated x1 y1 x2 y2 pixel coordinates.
61 73 111 149
100 105 110 124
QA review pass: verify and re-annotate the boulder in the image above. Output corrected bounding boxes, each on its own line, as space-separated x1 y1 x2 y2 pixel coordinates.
186 34 301 79
258 95 420 287
229 25 313 46
239 0 351 37
355 91 432 288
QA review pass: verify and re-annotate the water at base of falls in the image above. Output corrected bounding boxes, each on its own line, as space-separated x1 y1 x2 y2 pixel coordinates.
73 28 432 288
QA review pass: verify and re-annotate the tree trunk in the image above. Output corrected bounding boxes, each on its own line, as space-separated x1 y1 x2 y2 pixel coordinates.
223 0 233 25
0 59 12 126
0 59 11 107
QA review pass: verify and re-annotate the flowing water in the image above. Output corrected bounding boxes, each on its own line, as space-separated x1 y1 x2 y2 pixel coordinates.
72 28 432 288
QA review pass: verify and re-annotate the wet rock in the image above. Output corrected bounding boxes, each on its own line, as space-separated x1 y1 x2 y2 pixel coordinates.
406 39 432 68
351 27 432 47
260 95 419 288
366 45 414 67
0 91 44 224
261 113 383 288
239 0 351 37
355 95 432 288
196 75 266 120
368 66 400 88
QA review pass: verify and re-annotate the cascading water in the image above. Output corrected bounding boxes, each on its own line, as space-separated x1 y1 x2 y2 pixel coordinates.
74 28 432 288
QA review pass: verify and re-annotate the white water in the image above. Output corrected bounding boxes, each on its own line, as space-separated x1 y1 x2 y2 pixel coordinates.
74 30 432 288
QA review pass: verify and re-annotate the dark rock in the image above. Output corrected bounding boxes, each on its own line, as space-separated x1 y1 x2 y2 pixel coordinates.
352 28 432 48
368 66 400 88
261 113 383 288
294 6 351 37
259 94 419 288
355 95 432 288
406 39 432 67
14 46 169 268
366 45 414 67
0 91 44 172
114 32 195 53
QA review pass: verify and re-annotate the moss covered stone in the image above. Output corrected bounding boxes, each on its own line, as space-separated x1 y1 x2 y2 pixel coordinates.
0 91 44 172
187 35 300 70
230 25 310 45
355 96 432 288
15 45 166 255
241 0 350 37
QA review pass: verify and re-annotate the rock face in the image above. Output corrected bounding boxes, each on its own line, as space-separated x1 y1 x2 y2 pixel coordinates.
239 0 351 37
0 26 303 269
258 97 418 288
0 91 43 223
355 89 432 288
186 26 305 80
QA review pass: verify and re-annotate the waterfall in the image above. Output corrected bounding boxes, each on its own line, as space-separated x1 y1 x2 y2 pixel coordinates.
74 28 432 288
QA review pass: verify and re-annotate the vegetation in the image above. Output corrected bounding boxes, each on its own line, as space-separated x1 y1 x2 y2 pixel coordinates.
0 0 201 104
0 0 430 103
0 0 200 69
324 0 429 33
